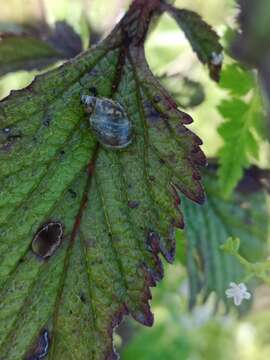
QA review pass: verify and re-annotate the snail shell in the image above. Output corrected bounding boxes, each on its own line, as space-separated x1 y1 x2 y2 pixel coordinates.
81 95 133 149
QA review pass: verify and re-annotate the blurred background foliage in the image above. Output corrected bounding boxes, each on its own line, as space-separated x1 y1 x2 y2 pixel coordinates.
0 0 270 359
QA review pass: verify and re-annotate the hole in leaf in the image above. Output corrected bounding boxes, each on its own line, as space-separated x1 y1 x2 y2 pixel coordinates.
68 188 77 199
89 86 98 96
128 200 140 209
32 221 63 259
79 292 86 303
25 329 50 360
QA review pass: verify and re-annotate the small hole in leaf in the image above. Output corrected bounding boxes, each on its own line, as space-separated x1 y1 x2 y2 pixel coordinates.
128 200 140 209
43 115 51 127
32 222 63 259
79 292 86 303
89 86 98 96
153 95 162 103
25 329 50 360
68 188 77 199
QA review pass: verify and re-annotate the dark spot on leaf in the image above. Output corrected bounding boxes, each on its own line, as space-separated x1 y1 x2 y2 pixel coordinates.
143 100 163 124
25 329 50 360
32 221 63 259
69 310 73 315
80 292 86 303
43 115 51 127
1 133 22 152
153 95 162 103
89 86 98 96
128 200 140 209
159 158 165 165
149 175 155 182
1 142 13 152
7 134 22 141
68 188 77 199
170 183 181 207
60 150 65 155
146 231 160 254
181 112 193 124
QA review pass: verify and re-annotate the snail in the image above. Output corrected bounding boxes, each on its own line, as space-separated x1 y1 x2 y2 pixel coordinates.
81 95 133 149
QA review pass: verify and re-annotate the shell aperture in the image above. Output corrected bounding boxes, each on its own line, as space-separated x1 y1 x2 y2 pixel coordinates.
81 95 133 149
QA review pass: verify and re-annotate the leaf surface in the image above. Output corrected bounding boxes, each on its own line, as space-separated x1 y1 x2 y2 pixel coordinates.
217 64 266 197
0 21 83 76
181 167 269 309
164 4 223 81
0 1 205 359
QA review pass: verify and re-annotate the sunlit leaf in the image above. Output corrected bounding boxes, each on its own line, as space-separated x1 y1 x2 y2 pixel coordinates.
219 64 254 96
0 1 206 358
217 64 266 197
164 4 223 81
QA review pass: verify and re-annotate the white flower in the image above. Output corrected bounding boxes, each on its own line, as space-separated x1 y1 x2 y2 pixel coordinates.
225 282 251 306
211 52 224 66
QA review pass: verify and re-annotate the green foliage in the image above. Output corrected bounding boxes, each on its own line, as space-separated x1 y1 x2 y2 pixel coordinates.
121 264 238 360
219 64 254 96
122 323 190 360
0 22 83 76
165 5 223 81
217 64 266 198
222 237 270 286
0 0 225 358
0 34 61 75
221 237 240 254
180 169 269 309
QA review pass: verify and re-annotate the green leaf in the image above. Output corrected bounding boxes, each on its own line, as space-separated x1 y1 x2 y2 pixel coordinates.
164 5 223 81
181 169 269 309
217 64 266 197
0 2 206 359
219 64 254 96
0 21 83 76
220 237 240 255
